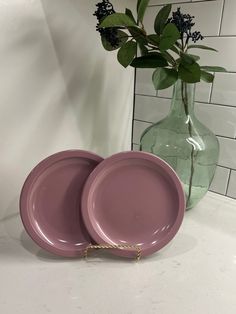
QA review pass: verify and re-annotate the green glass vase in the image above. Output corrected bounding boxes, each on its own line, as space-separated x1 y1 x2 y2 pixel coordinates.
140 79 219 210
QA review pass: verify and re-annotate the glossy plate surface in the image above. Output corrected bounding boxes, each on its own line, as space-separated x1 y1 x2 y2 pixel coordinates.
20 150 103 257
82 151 185 258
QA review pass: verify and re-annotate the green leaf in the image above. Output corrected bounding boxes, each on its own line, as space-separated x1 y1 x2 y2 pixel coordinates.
147 34 160 45
101 37 116 51
201 70 214 83
128 27 148 46
137 0 142 12
117 40 137 67
101 30 128 51
152 68 178 90
138 43 148 56
154 4 171 35
99 13 137 28
159 24 180 51
137 0 150 23
130 53 168 68
125 8 136 24
201 66 227 72
180 52 200 64
179 61 201 83
187 44 218 52
187 54 200 62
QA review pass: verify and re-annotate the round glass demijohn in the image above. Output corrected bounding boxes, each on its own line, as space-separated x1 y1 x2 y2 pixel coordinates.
140 79 219 210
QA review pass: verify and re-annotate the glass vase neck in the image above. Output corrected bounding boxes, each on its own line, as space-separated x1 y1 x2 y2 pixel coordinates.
169 79 196 119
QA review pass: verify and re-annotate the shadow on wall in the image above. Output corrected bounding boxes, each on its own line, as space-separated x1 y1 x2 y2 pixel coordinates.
40 0 131 156
0 2 72 216
0 0 133 220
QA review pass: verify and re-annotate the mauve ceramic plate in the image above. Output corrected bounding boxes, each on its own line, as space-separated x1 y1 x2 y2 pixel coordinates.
82 151 185 258
20 150 103 257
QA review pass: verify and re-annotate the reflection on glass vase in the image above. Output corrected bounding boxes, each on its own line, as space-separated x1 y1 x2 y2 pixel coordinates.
140 79 219 210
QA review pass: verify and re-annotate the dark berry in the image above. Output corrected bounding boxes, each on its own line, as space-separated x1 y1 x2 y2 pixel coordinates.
168 7 204 44
94 0 120 48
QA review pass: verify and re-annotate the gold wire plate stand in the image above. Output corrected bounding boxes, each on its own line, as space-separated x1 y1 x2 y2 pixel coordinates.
83 244 141 261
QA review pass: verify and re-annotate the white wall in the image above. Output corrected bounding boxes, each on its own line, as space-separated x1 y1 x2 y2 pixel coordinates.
133 0 236 200
0 0 134 218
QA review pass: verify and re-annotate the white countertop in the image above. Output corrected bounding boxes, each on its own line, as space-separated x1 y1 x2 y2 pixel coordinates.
0 192 235 314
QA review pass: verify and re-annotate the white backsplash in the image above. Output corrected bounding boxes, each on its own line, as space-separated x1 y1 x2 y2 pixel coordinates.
132 0 236 199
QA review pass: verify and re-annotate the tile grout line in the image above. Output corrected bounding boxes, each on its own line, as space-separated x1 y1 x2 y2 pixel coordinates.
225 169 232 195
134 118 236 140
211 134 234 140
217 164 234 171
209 189 236 200
209 81 214 103
131 68 137 150
204 35 236 38
197 101 236 109
148 0 217 8
209 189 225 196
218 0 226 36
134 118 153 124
136 93 236 109
136 93 159 98
194 101 236 109
137 70 236 75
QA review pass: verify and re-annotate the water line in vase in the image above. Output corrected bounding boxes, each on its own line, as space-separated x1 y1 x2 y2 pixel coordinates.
181 81 195 208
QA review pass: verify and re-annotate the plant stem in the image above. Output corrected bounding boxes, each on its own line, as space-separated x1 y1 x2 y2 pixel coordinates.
184 35 190 51
140 21 145 32
181 80 195 208
181 35 184 51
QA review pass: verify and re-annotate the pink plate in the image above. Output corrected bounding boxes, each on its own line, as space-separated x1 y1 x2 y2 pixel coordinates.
20 150 103 257
82 151 185 258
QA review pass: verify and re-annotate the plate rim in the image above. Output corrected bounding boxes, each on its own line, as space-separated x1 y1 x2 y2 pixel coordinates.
81 151 186 258
20 149 103 258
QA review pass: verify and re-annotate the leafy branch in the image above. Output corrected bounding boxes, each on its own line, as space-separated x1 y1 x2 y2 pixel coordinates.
94 0 226 90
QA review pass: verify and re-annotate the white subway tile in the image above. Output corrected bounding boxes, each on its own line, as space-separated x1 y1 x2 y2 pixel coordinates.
136 69 156 96
227 170 236 199
195 103 236 138
133 120 152 144
197 37 236 72
135 95 170 122
144 1 223 36
210 166 230 195
221 0 236 36
218 137 236 169
211 73 236 107
158 82 212 102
